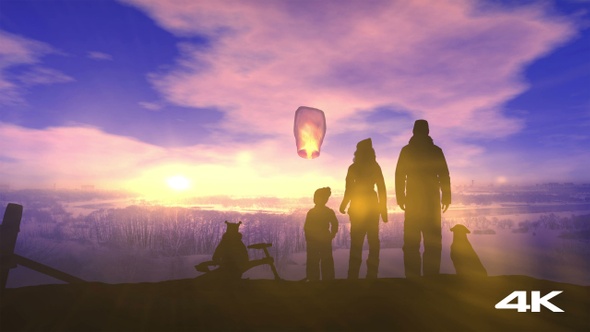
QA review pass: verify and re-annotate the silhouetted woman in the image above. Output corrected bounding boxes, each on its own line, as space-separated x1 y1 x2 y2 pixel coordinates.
339 138 388 279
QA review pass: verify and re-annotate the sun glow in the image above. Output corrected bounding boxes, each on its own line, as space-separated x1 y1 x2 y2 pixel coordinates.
124 160 341 202
167 175 191 191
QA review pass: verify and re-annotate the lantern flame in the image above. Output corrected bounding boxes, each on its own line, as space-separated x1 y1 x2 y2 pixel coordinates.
294 106 326 159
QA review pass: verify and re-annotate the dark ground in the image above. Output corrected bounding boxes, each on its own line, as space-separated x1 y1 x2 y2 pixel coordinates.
1 275 588 331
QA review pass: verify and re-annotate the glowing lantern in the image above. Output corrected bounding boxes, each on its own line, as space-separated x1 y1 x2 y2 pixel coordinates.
294 106 326 159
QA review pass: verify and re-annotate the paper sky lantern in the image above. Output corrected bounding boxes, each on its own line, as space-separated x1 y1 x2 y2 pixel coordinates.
294 106 326 159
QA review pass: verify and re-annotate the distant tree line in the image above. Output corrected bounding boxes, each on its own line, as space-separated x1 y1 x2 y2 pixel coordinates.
83 206 405 264
3 187 590 276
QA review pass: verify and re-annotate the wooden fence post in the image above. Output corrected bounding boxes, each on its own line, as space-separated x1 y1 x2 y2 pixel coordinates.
1 203 23 290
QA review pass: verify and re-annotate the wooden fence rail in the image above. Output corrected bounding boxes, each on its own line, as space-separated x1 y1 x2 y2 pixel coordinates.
1 203 85 291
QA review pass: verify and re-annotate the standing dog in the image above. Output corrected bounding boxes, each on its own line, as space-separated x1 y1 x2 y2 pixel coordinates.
450 224 487 277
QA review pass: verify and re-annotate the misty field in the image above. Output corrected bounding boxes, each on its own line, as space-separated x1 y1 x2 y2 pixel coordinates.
2 186 590 286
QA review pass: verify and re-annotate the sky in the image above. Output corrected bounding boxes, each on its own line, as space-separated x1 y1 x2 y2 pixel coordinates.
0 0 589 199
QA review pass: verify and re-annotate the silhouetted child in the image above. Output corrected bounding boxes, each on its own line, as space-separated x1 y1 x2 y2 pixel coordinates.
304 187 338 281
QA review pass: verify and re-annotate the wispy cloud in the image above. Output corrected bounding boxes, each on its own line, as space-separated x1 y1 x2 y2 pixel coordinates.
17 66 74 85
138 101 163 111
0 30 71 104
87 51 114 61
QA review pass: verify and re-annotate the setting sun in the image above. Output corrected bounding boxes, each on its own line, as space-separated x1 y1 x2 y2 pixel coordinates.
167 175 191 191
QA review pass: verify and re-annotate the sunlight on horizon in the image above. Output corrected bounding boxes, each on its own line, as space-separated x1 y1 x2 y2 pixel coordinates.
119 160 344 201
166 175 191 191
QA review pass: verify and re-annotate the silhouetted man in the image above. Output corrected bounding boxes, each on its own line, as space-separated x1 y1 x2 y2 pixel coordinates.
395 120 451 277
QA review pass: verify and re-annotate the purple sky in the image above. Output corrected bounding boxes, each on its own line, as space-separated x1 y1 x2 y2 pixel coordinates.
0 0 589 198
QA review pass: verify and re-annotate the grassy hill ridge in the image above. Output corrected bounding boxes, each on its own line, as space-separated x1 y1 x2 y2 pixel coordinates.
1 275 588 331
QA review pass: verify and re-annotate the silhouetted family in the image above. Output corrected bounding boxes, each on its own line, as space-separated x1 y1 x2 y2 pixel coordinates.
197 119 486 280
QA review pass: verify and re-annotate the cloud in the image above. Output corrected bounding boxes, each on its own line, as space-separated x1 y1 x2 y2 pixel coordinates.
138 101 163 111
114 0 582 188
0 30 53 65
17 66 74 85
0 1 582 197
0 30 71 105
87 51 114 61
0 122 340 197
122 0 575 140
7 118 585 197
0 123 158 187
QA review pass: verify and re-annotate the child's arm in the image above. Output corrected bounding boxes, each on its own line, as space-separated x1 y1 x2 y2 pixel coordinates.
303 210 312 237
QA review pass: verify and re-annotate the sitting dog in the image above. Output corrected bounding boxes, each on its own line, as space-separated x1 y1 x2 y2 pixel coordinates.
450 224 487 277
